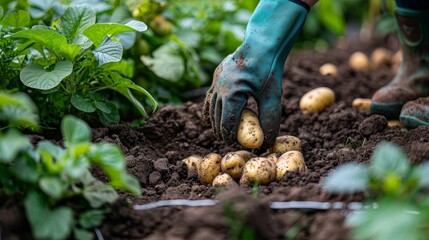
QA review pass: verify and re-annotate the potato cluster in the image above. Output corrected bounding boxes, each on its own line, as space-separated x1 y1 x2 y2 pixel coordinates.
182 135 307 187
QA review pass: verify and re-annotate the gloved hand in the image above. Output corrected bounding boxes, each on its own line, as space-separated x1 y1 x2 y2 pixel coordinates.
203 0 309 148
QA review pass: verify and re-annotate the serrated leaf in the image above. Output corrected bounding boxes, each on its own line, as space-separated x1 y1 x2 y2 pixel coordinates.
60 4 96 43
323 163 369 193
61 115 91 146
20 61 73 90
24 191 74 240
71 93 96 113
93 37 123 66
370 142 410 179
0 129 31 163
1 10 30 28
141 43 184 82
12 29 67 54
39 176 65 199
83 181 118 208
83 20 147 46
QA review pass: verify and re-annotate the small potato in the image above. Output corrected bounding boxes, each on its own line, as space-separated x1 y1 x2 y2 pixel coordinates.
212 173 238 187
239 157 276 185
319 63 338 76
269 135 301 154
349 51 370 71
182 155 203 172
370 48 392 69
352 98 372 111
299 87 335 113
387 120 403 128
221 151 255 180
237 108 264 149
276 151 307 181
198 153 222 185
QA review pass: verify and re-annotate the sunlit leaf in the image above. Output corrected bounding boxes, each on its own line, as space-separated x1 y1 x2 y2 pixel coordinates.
12 29 67 54
61 115 91 146
1 10 30 28
83 20 147 46
60 4 96 43
20 61 73 90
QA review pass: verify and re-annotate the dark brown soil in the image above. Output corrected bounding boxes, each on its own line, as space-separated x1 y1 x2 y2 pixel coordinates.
2 38 429 240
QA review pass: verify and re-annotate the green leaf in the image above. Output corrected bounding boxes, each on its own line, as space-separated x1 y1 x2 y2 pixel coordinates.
1 10 30 28
98 102 120 126
94 101 111 113
74 228 94 240
39 176 66 199
370 142 410 179
60 4 96 43
0 6 4 19
78 209 108 229
11 152 40 183
38 141 65 159
60 44 83 61
83 181 118 208
88 91 102 101
71 93 96 113
93 37 123 66
61 115 91 146
83 20 147 46
0 105 39 130
0 129 31 163
323 163 369 193
141 43 184 82
24 191 74 240
101 60 134 78
12 29 67 54
28 0 54 18
20 61 73 90
317 1 345 35
346 200 422 240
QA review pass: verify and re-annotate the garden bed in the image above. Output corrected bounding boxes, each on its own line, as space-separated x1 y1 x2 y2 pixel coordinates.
3 39 429 240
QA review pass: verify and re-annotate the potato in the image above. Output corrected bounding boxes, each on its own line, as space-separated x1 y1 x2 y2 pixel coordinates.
198 153 222 185
319 63 338 76
349 51 370 71
266 153 280 164
352 98 372 111
212 173 238 187
239 157 276 185
299 87 335 113
182 155 203 172
387 120 403 128
269 135 301 154
237 108 264 149
221 151 255 180
370 47 392 69
276 151 307 181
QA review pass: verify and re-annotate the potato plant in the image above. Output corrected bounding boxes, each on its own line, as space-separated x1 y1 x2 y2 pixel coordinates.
0 95 141 240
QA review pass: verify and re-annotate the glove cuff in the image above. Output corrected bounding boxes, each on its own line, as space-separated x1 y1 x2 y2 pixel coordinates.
290 0 310 12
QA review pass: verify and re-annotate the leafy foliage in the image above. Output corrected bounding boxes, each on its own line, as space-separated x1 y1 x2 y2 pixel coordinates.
1 2 157 127
0 93 141 240
323 142 429 239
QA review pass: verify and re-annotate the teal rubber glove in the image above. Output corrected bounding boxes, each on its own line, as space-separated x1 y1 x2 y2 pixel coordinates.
203 0 309 148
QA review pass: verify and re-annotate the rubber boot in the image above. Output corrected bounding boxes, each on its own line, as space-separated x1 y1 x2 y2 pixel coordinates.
370 7 429 119
399 97 429 127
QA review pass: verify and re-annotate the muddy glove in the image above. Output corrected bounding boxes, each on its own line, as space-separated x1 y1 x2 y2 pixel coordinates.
203 0 309 148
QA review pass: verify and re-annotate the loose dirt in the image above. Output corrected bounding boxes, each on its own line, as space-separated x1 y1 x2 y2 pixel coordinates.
2 38 429 240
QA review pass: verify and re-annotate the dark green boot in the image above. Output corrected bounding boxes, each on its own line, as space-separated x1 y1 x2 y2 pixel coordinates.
399 97 429 128
370 7 429 119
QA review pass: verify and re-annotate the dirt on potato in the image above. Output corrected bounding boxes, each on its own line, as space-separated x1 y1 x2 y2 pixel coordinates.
2 38 429 240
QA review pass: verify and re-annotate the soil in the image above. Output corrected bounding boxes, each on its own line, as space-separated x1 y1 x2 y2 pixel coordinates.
2 38 429 240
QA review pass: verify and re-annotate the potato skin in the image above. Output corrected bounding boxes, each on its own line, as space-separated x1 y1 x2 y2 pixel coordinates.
319 63 338 76
237 109 264 149
349 51 370 71
221 151 254 180
370 48 392 69
299 87 335 113
276 151 307 181
212 173 238 187
182 155 203 172
198 153 222 185
352 98 372 111
239 157 276 185
269 135 301 154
